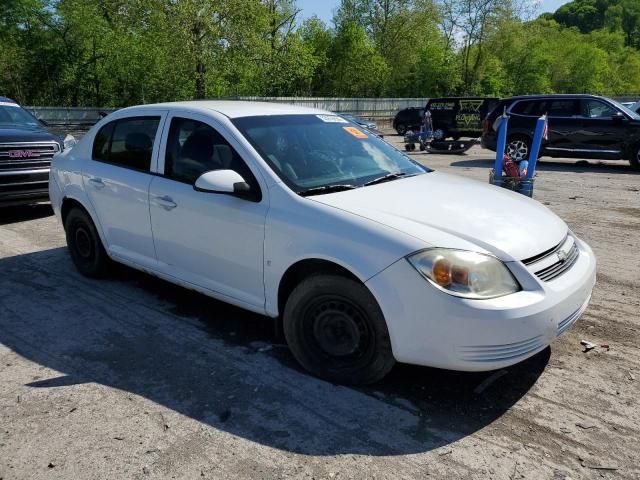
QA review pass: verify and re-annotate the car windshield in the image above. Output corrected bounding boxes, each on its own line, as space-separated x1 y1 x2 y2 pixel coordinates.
0 104 42 128
607 98 640 120
233 114 430 194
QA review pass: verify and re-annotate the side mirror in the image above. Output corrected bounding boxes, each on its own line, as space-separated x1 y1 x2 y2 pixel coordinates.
612 112 626 122
194 170 253 199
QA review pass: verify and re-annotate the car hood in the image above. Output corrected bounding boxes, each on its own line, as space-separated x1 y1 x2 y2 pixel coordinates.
0 126 62 144
310 172 567 261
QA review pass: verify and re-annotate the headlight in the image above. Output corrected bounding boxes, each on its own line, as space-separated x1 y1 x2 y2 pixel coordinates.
407 249 520 299
63 134 77 151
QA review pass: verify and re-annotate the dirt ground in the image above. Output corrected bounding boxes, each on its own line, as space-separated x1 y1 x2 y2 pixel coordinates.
1 137 639 480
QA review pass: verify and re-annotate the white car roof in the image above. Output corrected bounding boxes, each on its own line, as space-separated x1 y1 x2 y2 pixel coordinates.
118 101 330 119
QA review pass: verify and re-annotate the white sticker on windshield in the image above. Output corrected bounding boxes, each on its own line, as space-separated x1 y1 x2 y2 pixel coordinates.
316 114 349 123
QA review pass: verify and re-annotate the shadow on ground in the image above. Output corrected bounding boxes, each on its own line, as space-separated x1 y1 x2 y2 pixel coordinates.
0 203 53 225
0 247 549 456
449 158 638 175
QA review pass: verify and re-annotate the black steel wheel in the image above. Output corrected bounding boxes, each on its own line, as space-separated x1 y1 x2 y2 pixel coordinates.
64 207 110 277
283 275 395 385
396 123 407 135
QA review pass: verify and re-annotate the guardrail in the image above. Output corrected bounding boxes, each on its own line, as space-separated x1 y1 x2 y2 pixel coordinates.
27 95 640 131
25 106 118 127
25 98 430 129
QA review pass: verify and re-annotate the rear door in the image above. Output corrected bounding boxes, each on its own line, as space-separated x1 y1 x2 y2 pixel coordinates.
537 99 581 156
83 112 167 267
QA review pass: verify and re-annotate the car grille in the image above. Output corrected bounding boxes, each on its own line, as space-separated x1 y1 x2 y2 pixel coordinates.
0 142 60 171
522 235 579 282
459 335 545 362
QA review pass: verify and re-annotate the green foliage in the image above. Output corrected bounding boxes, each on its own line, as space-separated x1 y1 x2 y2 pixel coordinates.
321 23 390 96
1 0 639 106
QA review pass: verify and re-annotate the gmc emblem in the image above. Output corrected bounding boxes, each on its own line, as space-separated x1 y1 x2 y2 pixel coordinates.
8 150 36 158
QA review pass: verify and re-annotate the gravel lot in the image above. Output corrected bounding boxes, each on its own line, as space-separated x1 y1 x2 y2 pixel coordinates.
1 137 639 479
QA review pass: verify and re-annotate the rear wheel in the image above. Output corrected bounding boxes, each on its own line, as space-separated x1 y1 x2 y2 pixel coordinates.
283 275 395 385
507 135 531 161
64 207 110 277
396 123 407 135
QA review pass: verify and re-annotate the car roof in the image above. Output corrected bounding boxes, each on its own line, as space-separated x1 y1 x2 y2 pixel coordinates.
0 96 18 105
501 94 609 102
428 97 498 100
117 100 330 119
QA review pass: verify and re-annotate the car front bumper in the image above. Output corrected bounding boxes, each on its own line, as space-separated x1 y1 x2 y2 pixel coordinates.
365 237 596 371
0 168 50 206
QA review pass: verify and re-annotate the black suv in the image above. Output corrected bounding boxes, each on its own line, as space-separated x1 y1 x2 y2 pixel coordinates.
392 107 424 135
0 97 69 206
482 94 640 170
426 97 499 140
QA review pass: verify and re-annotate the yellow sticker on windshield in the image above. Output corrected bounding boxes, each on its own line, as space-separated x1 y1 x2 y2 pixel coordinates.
343 126 368 139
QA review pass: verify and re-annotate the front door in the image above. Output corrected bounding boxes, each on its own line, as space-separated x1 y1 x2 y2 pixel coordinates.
148 112 268 310
573 99 626 159
83 113 166 267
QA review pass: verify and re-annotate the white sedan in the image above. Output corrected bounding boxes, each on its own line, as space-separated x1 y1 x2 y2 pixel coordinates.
49 101 596 384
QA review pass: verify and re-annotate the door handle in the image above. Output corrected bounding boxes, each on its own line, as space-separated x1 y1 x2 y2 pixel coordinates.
88 177 105 189
154 195 177 210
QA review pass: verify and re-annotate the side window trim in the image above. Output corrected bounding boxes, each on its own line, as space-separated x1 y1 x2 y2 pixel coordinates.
511 98 590 119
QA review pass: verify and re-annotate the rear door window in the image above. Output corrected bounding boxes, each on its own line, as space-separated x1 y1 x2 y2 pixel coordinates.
511 100 545 116
546 100 579 117
92 116 160 171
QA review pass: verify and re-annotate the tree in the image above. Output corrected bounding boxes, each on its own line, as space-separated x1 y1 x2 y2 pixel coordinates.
438 0 513 93
323 23 390 96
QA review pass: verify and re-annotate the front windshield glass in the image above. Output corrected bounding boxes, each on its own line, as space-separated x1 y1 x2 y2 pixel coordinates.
0 105 42 128
233 114 430 194
607 98 640 120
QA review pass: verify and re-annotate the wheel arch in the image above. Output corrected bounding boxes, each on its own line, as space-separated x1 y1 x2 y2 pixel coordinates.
506 129 533 141
60 191 108 250
628 141 640 170
277 258 363 318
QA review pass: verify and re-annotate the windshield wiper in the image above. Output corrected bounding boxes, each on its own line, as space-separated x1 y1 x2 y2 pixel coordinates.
363 172 414 187
297 184 358 197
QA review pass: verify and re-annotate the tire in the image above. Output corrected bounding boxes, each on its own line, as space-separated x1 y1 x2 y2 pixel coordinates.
506 135 531 162
283 275 395 385
396 123 407 135
433 127 447 141
630 144 640 171
64 207 110 278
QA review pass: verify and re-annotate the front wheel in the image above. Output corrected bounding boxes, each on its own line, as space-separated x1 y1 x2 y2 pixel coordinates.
630 144 640 171
283 275 395 385
64 207 110 277
396 123 407 135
